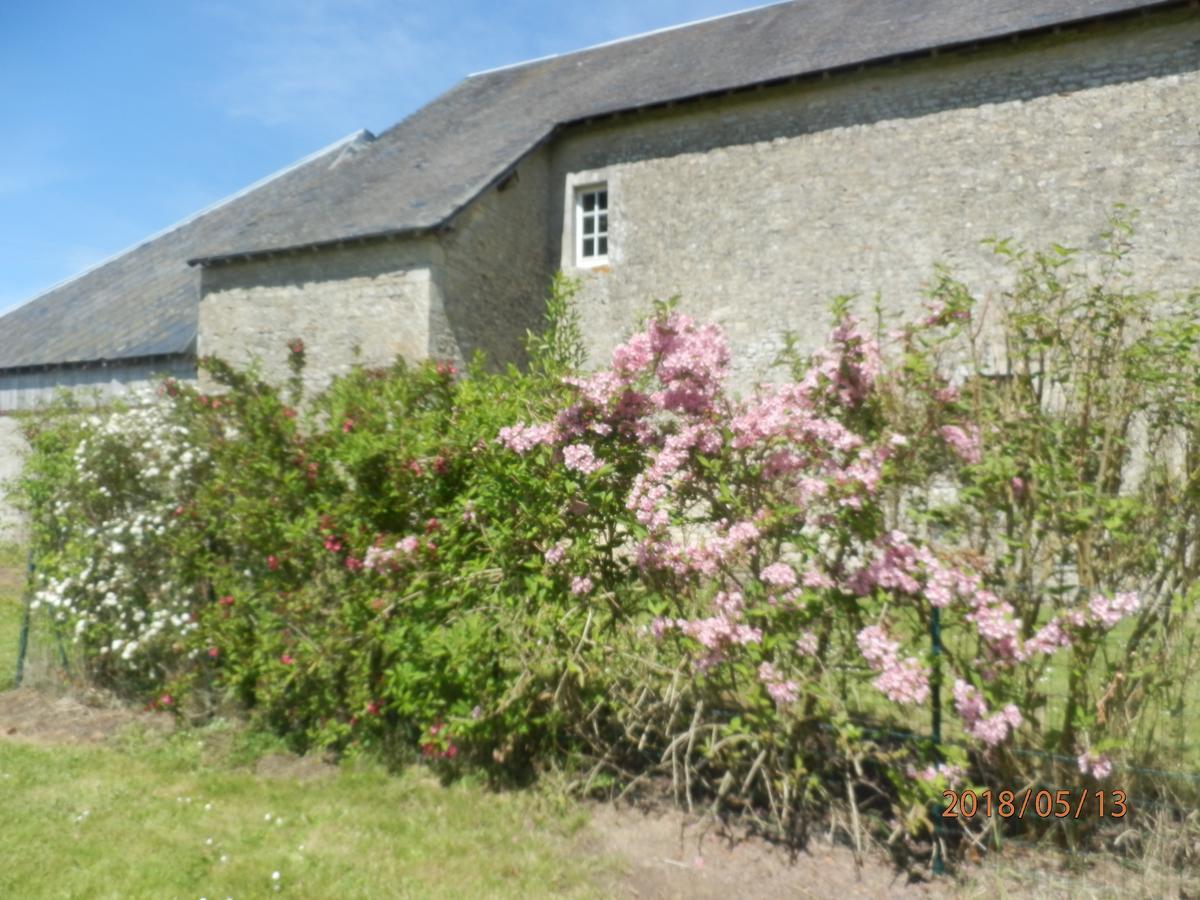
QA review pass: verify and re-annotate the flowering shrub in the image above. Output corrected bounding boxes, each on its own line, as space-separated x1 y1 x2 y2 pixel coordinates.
18 230 1200 858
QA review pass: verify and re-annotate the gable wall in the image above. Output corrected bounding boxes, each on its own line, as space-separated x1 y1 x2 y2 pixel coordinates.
198 239 439 398
548 9 1200 387
434 146 556 370
0 415 28 544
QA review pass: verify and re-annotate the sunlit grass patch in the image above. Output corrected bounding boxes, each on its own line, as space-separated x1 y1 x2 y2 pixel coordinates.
0 726 609 899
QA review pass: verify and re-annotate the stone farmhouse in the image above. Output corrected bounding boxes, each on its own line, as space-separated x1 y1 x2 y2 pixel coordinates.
1 0 1199 536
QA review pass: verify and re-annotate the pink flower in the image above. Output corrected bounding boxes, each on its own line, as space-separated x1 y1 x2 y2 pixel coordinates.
398 536 421 554
856 625 900 670
342 418 355 433
218 595 235 607
802 568 834 589
208 647 219 659
939 424 982 465
1026 618 1071 655
1077 751 1113 780
1087 592 1140 629
795 631 819 656
563 443 603 474
280 654 295 665
908 763 966 786
760 562 797 589
758 662 799 705
366 701 381 716
159 693 173 707
570 575 594 596
544 543 567 566
953 680 1021 746
267 554 279 571
497 422 558 453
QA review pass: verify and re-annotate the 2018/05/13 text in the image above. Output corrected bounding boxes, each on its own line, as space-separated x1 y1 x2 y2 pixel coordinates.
941 789 1128 819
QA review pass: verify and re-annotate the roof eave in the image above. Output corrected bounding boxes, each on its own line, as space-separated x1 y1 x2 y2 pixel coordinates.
187 224 444 268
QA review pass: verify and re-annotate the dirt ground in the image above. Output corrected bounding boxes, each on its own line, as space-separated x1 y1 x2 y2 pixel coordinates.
0 686 172 745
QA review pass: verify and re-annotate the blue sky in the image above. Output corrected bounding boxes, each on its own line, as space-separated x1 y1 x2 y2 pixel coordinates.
0 0 760 317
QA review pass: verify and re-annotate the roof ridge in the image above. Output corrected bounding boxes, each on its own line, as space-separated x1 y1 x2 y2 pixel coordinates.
1 128 375 318
466 0 793 78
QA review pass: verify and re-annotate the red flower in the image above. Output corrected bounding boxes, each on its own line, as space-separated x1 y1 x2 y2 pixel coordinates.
288 338 305 355
267 555 279 571
282 407 297 419
366 701 381 716
433 455 448 475
208 647 219 659
280 654 295 665
218 595 235 607
345 556 363 572
444 743 458 760
407 460 424 477
342 418 355 433
424 517 440 533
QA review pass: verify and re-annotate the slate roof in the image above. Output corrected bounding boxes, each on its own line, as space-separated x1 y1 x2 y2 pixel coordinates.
188 0 1179 263
0 131 374 370
0 0 1179 371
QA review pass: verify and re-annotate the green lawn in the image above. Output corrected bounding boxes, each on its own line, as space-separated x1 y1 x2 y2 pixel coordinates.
0 548 615 899
0 730 609 899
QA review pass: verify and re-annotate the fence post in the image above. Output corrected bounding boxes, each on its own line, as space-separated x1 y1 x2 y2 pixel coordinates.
13 550 33 688
929 606 945 875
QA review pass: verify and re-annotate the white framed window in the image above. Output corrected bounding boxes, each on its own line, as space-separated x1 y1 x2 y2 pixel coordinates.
575 184 609 267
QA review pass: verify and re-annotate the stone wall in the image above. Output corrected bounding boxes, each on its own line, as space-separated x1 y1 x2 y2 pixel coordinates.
0 416 28 545
548 10 1200 388
198 239 439 398
435 147 556 370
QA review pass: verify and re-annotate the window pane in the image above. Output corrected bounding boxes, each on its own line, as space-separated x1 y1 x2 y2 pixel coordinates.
597 236 607 256
583 192 596 212
598 191 608 210
583 237 595 256
583 216 594 235
598 213 607 234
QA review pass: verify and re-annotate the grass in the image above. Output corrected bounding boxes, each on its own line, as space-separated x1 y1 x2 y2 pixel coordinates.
0 726 610 899
0 548 617 899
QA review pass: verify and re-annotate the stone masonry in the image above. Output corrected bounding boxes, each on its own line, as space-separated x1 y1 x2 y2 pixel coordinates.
198 239 439 397
0 416 28 544
548 11 1200 388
